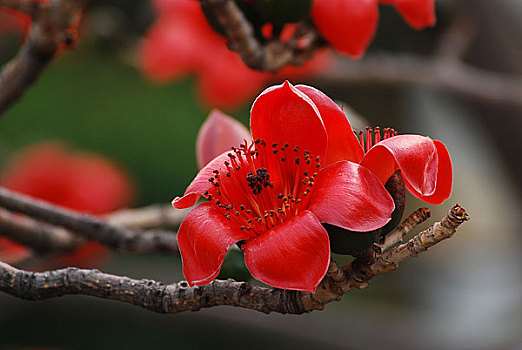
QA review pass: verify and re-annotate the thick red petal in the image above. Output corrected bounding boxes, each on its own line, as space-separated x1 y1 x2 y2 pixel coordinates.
405 140 452 204
177 202 247 286
196 109 251 169
389 0 436 29
296 85 364 165
360 135 438 197
250 81 327 160
308 161 394 232
243 210 330 293
172 151 234 209
311 0 379 58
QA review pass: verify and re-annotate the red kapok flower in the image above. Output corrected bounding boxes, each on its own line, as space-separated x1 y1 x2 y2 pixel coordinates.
173 81 397 292
311 0 435 58
139 0 330 109
0 142 134 267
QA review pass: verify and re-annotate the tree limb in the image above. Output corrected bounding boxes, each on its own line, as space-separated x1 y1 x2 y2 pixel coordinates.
0 0 87 116
199 0 322 72
315 54 522 108
0 204 188 255
0 205 469 315
0 187 178 253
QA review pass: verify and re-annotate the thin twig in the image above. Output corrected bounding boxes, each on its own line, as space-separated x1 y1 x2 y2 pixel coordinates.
199 0 322 72
373 207 431 254
0 0 87 116
0 187 178 253
0 205 468 315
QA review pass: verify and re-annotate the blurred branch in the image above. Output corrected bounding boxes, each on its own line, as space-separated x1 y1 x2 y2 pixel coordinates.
104 204 188 231
199 0 322 72
0 205 468 315
0 0 87 116
0 207 84 254
0 203 188 255
0 187 179 253
200 2 522 107
316 54 522 107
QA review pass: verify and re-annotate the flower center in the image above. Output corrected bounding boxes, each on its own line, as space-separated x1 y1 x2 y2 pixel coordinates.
356 126 397 153
202 139 321 238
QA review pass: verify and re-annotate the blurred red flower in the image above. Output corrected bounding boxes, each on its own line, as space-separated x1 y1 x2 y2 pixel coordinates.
174 81 452 292
0 142 134 267
139 0 329 109
311 0 435 57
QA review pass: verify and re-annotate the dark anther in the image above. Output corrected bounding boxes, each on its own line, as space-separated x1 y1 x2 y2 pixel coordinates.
272 143 278 148
240 205 245 210
284 143 289 148
226 172 231 177
281 157 286 162
214 182 220 187
277 193 284 198
209 177 214 182
295 157 300 165
235 166 241 171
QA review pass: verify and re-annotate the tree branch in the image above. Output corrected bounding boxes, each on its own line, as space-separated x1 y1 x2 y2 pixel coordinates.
0 0 87 116
315 54 522 107
0 204 188 255
373 207 431 254
0 187 178 254
0 205 469 315
199 0 322 72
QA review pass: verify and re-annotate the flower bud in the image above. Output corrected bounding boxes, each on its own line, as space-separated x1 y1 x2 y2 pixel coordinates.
324 170 405 255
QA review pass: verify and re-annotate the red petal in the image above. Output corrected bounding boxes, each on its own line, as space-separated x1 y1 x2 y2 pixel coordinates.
311 0 379 58
405 140 452 204
172 151 233 209
309 161 394 231
139 15 197 82
250 81 327 160
295 85 364 165
177 202 247 286
196 109 251 169
360 135 439 197
389 0 436 29
243 210 330 293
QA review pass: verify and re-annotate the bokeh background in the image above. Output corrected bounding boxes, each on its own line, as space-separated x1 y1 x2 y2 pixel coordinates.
1 0 521 349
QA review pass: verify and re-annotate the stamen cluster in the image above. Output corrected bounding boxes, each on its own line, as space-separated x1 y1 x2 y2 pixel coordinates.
356 127 398 153
202 139 321 237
